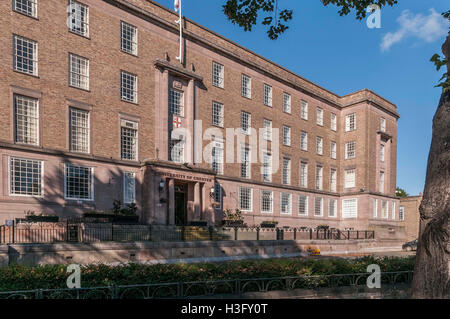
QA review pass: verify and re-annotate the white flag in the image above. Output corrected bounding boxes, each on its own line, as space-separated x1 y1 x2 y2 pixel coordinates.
174 0 180 12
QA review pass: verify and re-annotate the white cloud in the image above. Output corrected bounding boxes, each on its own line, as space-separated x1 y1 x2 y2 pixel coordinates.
380 9 449 52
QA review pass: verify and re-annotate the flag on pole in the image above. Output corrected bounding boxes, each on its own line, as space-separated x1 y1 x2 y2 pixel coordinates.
174 0 180 12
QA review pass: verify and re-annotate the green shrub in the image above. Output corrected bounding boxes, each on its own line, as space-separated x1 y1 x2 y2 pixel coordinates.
0 256 415 292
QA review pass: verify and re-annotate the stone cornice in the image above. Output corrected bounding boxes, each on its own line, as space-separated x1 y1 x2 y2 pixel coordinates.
154 59 203 82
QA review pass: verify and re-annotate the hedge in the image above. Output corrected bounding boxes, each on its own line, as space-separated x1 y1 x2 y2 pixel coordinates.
0 256 415 292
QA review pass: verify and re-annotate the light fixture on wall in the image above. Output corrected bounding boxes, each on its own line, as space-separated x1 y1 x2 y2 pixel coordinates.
159 180 165 192
209 187 215 199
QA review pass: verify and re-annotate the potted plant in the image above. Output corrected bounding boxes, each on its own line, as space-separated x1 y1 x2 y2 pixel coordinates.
222 209 245 227
260 220 278 228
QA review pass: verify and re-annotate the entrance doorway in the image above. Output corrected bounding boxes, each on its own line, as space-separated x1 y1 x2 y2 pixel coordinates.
174 185 187 225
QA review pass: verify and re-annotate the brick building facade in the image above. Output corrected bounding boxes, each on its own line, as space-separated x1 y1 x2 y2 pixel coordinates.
0 0 403 234
399 195 422 241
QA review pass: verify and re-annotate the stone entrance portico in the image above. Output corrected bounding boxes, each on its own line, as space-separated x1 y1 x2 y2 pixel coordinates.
142 160 217 226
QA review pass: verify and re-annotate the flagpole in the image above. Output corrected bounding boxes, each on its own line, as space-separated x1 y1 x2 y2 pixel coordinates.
175 0 183 64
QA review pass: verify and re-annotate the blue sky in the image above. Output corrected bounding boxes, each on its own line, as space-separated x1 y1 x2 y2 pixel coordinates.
156 0 449 195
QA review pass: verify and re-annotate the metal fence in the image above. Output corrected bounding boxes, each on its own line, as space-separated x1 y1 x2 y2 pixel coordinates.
0 271 413 299
0 222 375 244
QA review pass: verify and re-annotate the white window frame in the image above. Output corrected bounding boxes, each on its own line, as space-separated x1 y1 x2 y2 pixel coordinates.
123 171 136 204
300 162 308 188
342 198 358 219
9 157 43 197
241 111 251 135
263 119 272 141
330 141 337 159
212 141 224 175
241 74 251 98
121 21 138 55
381 200 388 218
64 163 94 201
345 113 356 132
13 35 38 76
345 141 356 159
170 138 185 163
399 206 405 221
298 195 308 216
262 151 272 182
68 0 89 37
238 187 252 212
121 71 138 103
380 144 385 162
379 171 385 193
373 198 378 218
380 117 386 132
329 199 337 218
300 131 308 151
344 169 356 189
69 107 90 153
282 157 291 185
261 190 273 214
212 101 224 127
264 84 272 107
69 53 89 90
13 94 39 146
314 197 323 217
392 202 396 220
301 100 308 120
283 93 291 114
120 119 138 161
316 136 323 155
212 62 224 88
330 168 337 192
331 113 337 131
280 192 292 215
283 126 291 146
13 0 38 18
240 145 251 179
169 89 184 117
315 165 323 190
316 107 323 126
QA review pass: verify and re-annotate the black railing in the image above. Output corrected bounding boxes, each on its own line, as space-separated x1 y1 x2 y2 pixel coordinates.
0 223 375 244
0 271 413 299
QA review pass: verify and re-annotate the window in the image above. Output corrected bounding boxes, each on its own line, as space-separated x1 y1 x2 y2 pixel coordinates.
9 157 42 196
238 187 252 211
241 111 251 135
120 120 138 160
342 198 357 218
316 136 323 155
345 169 356 188
212 101 224 127
298 195 308 216
379 171 385 193
314 197 323 216
263 119 272 141
300 131 308 151
68 0 89 37
380 117 386 132
315 165 323 190
282 157 291 185
330 168 337 192
281 193 292 214
300 162 308 188
264 84 272 107
381 200 388 218
262 152 272 182
373 198 378 218
214 182 222 208
123 172 136 204
261 190 273 213
65 164 93 200
345 141 356 159
330 141 337 159
241 74 251 98
399 206 405 221
345 113 356 132
14 94 39 145
283 93 291 113
13 0 37 18
69 107 89 153
329 199 337 217
121 21 138 55
170 139 185 163
121 71 138 103
212 62 224 88
240 146 250 179
392 202 396 220
380 144 385 162
316 107 323 126
169 89 184 117
301 100 308 120
283 126 291 146
331 113 337 131
212 141 223 175
13 35 38 75
69 53 89 90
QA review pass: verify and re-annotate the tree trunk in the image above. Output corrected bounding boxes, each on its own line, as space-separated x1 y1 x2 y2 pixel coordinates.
411 35 450 298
